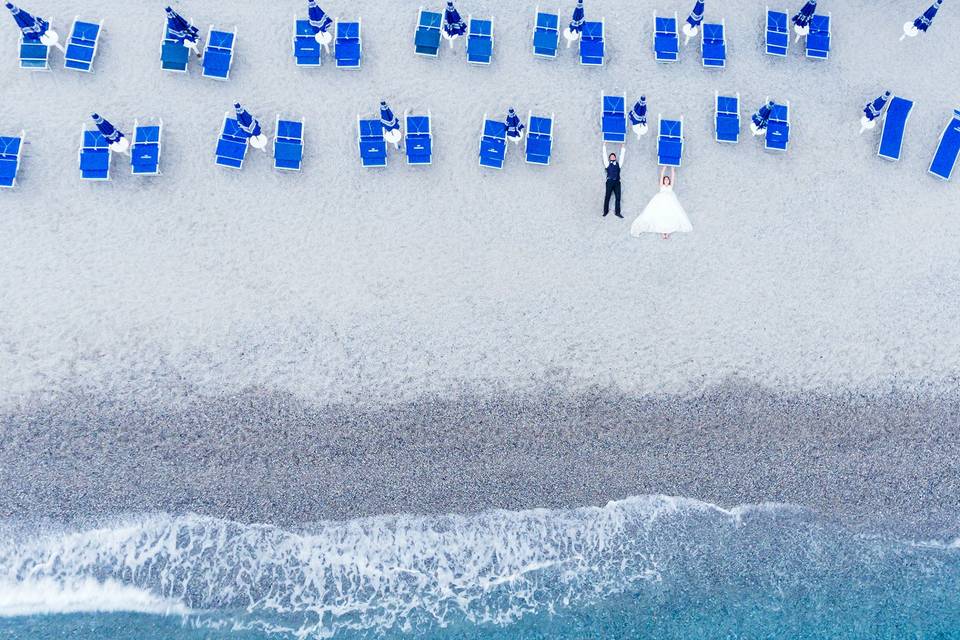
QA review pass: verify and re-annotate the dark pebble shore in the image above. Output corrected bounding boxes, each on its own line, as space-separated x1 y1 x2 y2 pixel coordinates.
1 382 958 536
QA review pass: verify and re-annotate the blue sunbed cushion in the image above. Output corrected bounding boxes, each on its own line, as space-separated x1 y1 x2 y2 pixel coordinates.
537 12 559 30
468 38 492 58
66 45 94 64
20 42 48 63
132 144 159 167
415 28 441 49
483 120 506 138
135 126 161 144
407 117 430 135
216 138 247 160
338 23 360 39
529 117 552 136
929 114 960 180
72 21 100 41
274 140 302 162
0 158 17 180
419 11 442 28
878 97 914 160
526 137 551 158
717 114 739 141
0 137 22 156
162 42 189 68
209 30 234 49
533 30 558 51
278 121 303 139
80 150 109 171
717 96 738 114
204 49 231 74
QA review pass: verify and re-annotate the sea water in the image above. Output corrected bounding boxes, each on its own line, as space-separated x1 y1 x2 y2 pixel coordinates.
1 496 958 639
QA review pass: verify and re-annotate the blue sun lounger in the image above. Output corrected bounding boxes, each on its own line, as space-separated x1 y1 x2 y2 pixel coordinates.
274 116 304 171
358 117 386 167
654 12 679 63
878 96 914 162
415 8 442 57
525 112 554 166
405 111 433 165
657 115 684 167
0 131 24 188
479 117 507 169
78 128 110 180
579 19 605 66
19 27 50 69
294 19 322 66
335 19 362 68
601 94 627 144
215 114 249 169
806 13 831 59
702 20 726 68
202 27 236 80
766 8 789 57
533 7 559 58
715 92 740 144
765 101 790 152
161 32 190 72
929 109 960 181
64 18 103 72
131 119 162 175
467 17 493 64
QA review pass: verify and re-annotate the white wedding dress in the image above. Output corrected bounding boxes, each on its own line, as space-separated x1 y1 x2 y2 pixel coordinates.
630 183 693 236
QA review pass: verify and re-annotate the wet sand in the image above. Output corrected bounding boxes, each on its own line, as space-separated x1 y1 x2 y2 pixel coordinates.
1 382 958 535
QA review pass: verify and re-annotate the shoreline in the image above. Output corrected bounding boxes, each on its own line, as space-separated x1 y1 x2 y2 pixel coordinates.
2 382 958 536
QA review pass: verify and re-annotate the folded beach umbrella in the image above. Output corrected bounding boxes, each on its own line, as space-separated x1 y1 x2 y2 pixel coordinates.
629 96 649 138
5 1 57 46
860 91 892 132
379 100 402 147
91 113 129 153
902 0 944 39
307 0 334 47
564 0 584 46
683 0 705 42
165 6 199 44
234 102 268 150
750 101 774 136
791 0 817 38
505 108 525 143
443 1 467 45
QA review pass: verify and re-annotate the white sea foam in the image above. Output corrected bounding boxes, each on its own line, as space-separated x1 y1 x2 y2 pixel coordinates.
0 577 191 618
0 496 803 636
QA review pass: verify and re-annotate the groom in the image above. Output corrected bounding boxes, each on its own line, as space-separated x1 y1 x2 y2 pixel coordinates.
602 144 625 218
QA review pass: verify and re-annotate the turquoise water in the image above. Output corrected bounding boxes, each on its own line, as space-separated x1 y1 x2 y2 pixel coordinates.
1 497 958 639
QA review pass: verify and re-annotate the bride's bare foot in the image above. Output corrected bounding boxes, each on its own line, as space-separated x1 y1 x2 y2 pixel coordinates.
661 233 670 240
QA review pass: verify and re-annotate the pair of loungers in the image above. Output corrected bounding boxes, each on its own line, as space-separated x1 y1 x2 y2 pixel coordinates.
711 94 790 150
413 9 493 64
652 13 726 67
215 115 305 171
766 7 831 59
19 18 102 71
293 19 361 67
877 99 960 180
599 94 683 167
77 120 162 180
161 23 235 78
479 113 554 169
359 113 434 167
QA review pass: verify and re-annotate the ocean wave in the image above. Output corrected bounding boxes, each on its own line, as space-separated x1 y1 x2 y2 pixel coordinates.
0 577 192 618
0 496 954 638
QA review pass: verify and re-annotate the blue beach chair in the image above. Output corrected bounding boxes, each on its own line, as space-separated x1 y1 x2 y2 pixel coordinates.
215 114 249 169
274 116 304 171
161 18 191 72
929 110 960 181
335 19 362 68
78 128 110 180
766 7 789 57
806 13 831 60
765 100 790 152
131 119 162 175
657 115 684 167
0 131 24 188
479 116 507 169
202 26 236 80
579 19 604 66
525 112 554 166
533 6 559 58
654 12 679 63
414 8 442 57
64 18 103 72
701 20 726 68
715 92 740 144
878 96 914 162
467 16 493 64
358 117 386 167
601 94 627 144
405 111 433 165
19 26 50 70
294 19 322 66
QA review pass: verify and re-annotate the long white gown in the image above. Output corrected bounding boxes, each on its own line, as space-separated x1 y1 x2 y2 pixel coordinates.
630 183 693 236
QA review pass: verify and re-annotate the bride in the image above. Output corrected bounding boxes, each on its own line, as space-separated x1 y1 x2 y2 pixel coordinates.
630 167 692 240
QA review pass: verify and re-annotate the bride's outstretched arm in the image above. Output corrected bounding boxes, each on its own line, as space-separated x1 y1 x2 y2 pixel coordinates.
671 167 677 183
659 166 665 182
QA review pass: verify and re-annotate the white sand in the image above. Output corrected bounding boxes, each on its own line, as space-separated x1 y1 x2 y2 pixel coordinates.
0 0 958 409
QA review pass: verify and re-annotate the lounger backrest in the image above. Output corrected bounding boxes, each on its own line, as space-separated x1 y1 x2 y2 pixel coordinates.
483 120 507 139
407 116 430 135
704 23 724 42
529 116 552 137
582 21 602 39
717 96 738 115
603 96 624 115
536 12 558 31
655 17 677 34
